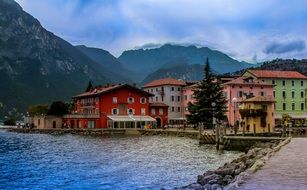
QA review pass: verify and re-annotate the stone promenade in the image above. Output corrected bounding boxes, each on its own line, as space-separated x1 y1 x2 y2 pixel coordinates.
239 138 307 190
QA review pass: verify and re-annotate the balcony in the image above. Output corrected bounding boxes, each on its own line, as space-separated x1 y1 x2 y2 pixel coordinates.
80 102 95 107
239 109 267 118
63 114 100 119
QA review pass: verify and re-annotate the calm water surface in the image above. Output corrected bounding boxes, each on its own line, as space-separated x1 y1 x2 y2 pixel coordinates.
0 130 240 190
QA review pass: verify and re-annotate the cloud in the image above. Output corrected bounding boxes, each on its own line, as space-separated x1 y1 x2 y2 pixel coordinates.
264 40 306 54
15 0 307 61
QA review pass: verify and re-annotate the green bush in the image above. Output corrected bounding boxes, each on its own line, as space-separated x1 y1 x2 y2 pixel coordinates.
4 118 16 126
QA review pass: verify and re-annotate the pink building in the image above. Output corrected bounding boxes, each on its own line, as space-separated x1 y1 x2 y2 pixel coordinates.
223 76 275 126
182 84 197 116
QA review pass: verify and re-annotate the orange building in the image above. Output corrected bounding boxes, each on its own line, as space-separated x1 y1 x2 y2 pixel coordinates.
63 84 168 129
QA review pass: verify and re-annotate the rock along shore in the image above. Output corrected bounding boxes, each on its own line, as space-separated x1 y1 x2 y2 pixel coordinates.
165 137 291 190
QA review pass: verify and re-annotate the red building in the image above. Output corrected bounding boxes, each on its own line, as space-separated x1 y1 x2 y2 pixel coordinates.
63 84 168 128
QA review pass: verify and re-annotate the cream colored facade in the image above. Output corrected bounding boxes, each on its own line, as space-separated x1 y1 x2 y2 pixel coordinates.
239 96 275 133
33 116 62 129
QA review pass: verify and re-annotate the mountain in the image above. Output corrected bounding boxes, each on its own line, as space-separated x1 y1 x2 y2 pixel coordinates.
258 59 307 76
0 0 111 118
118 44 253 82
226 59 307 76
142 60 218 84
75 45 134 83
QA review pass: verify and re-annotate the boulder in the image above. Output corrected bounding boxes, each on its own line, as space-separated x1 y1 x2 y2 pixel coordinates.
211 184 222 190
197 174 223 186
214 167 235 176
223 175 233 184
203 184 211 190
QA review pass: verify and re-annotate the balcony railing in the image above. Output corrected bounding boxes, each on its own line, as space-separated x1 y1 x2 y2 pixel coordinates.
239 109 267 118
63 114 100 119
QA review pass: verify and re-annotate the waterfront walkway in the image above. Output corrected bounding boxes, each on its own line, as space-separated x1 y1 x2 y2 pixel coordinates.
239 138 307 190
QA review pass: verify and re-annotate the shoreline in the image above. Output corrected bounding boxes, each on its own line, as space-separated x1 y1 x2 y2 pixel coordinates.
167 137 291 190
0 127 200 139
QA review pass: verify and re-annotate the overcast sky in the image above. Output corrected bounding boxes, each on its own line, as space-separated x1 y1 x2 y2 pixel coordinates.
16 0 307 62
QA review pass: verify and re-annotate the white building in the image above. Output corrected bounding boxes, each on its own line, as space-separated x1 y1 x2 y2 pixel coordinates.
143 78 187 124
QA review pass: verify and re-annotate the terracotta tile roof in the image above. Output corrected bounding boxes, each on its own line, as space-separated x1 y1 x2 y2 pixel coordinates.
150 103 169 107
223 76 274 86
247 70 307 79
73 84 153 98
240 96 275 103
143 78 186 88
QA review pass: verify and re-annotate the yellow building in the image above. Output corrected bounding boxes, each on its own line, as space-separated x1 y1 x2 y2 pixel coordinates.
33 115 62 129
239 96 275 133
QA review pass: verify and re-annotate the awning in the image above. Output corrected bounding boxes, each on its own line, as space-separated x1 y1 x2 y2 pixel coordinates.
169 117 187 121
275 113 307 119
107 115 156 122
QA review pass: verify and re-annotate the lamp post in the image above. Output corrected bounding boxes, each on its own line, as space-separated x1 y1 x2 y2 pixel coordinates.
211 102 219 150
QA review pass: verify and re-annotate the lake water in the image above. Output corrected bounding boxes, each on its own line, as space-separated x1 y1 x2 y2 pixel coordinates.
0 130 240 190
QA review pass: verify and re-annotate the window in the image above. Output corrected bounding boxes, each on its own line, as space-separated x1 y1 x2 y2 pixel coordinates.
238 91 243 98
151 89 153 92
292 91 295 99
292 80 295 86
292 103 295 111
156 88 158 92
127 97 134 104
141 108 146 115
151 108 156 115
95 108 99 114
112 108 118 115
127 108 134 115
177 96 180 102
140 97 146 104
283 103 286 111
177 107 181 112
301 103 305 111
301 91 304 98
301 80 304 87
161 96 164 102
282 91 286 98
282 80 286 86
95 97 99 103
273 91 275 98
260 91 265 96
171 87 174 91
272 80 275 85
184 95 188 101
87 120 95 129
38 119 40 126
171 96 174 102
178 87 181 91
159 108 164 115
150 97 154 102
156 96 158 102
112 97 117 103
171 107 175 112
262 105 268 111
161 87 164 91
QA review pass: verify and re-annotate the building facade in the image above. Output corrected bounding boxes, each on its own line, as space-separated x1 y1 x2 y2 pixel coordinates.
143 78 187 124
239 96 275 133
63 84 164 129
33 115 62 129
223 76 275 126
243 70 307 125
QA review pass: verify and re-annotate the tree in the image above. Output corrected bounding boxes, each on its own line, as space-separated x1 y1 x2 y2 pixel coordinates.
86 81 93 92
47 101 69 116
187 58 227 128
28 104 49 116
